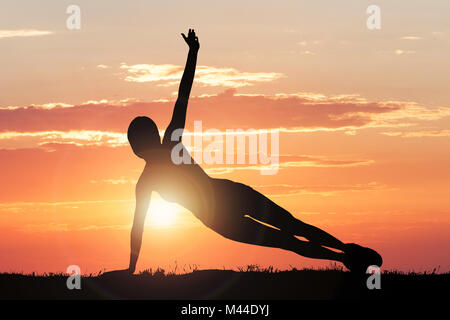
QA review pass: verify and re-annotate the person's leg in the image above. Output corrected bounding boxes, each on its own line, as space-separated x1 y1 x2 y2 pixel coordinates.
215 216 344 262
241 184 347 252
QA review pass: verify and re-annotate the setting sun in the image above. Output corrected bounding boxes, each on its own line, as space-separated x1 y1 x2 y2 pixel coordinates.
147 194 180 227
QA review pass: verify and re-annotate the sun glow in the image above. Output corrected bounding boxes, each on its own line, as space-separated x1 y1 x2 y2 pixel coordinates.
147 195 179 227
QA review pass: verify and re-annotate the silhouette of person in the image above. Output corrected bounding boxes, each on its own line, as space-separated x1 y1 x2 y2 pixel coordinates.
108 29 382 276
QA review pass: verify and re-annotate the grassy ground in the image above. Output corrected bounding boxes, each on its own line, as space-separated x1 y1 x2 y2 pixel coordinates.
0 266 448 300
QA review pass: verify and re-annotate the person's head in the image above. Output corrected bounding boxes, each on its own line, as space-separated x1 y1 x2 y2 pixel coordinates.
127 116 161 159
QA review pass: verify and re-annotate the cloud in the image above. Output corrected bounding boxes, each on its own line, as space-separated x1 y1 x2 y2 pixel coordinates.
16 222 130 233
0 29 53 39
0 130 128 149
395 49 415 55
297 40 321 46
1 90 449 141
90 178 137 185
97 64 110 69
278 155 374 167
77 224 130 231
17 223 69 233
120 64 283 87
0 102 74 110
381 129 450 138
203 154 374 175
0 199 133 208
400 36 422 40
120 64 181 83
252 181 388 197
370 102 450 124
299 51 315 55
0 99 139 110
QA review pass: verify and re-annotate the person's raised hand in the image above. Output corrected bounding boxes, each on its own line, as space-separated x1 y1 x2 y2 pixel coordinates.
181 29 200 51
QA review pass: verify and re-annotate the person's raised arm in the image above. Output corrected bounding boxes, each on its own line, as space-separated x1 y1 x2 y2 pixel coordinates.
128 179 152 273
163 29 199 145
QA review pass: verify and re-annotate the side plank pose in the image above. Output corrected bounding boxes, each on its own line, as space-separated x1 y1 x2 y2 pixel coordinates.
111 29 382 276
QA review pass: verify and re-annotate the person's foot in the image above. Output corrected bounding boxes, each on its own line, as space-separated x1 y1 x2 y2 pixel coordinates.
343 243 383 273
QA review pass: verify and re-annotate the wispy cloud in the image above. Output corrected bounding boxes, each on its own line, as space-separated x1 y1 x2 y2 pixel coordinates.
299 51 315 55
17 223 70 233
400 36 422 40
0 130 128 149
253 181 388 197
297 40 320 46
90 178 137 185
96 64 110 69
0 29 53 39
120 64 283 87
381 129 450 138
0 99 138 110
370 102 450 124
0 199 133 208
395 49 415 55
16 222 131 233
0 102 74 110
204 155 374 175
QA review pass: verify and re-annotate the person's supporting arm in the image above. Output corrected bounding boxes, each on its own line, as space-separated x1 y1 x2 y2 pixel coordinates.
100 178 151 277
163 29 200 145
128 180 151 273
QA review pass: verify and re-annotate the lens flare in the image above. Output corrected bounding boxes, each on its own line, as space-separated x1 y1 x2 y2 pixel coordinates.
147 196 179 227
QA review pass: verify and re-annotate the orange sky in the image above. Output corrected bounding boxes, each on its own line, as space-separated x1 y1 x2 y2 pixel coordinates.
1 1 449 274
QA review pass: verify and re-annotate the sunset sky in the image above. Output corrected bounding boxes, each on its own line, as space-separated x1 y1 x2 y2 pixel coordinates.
1 0 449 274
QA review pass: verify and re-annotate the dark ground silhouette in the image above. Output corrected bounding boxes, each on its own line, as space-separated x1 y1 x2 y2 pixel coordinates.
1 268 448 300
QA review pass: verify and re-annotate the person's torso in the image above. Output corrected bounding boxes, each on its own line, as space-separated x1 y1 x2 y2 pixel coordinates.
141 143 216 220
